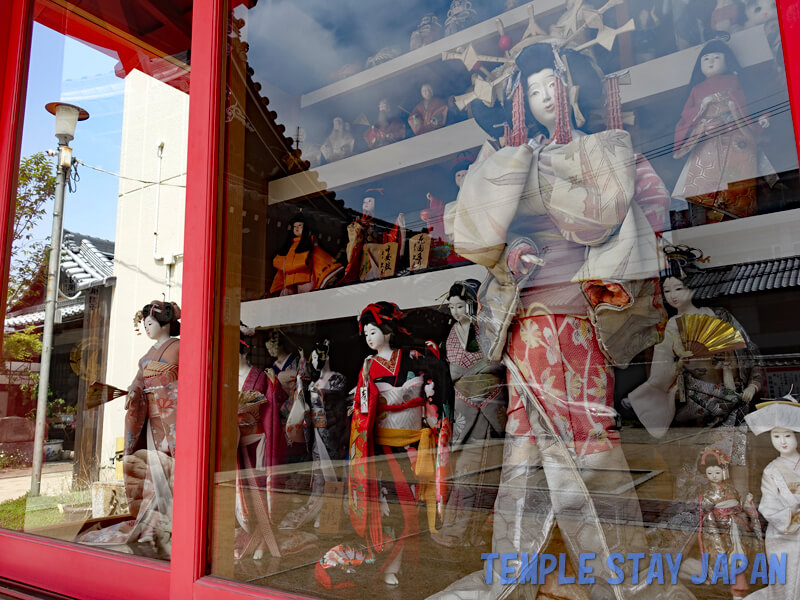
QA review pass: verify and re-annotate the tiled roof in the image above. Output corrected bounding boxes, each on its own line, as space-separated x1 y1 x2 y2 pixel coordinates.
60 231 115 295
4 299 85 329
685 256 800 300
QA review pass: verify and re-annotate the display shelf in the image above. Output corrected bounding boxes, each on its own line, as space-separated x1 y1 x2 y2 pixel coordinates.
300 0 566 109
268 118 486 204
620 25 773 106
665 208 800 269
241 263 486 327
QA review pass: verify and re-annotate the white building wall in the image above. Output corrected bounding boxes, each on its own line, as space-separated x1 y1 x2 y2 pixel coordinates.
99 70 188 477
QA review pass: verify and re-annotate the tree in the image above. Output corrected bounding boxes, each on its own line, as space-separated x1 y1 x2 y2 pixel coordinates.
6 151 56 311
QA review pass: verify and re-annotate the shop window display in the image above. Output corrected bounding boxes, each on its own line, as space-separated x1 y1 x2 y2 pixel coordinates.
209 1 800 599
0 0 191 563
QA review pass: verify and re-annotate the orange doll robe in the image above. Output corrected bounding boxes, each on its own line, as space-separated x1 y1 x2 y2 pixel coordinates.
269 236 342 296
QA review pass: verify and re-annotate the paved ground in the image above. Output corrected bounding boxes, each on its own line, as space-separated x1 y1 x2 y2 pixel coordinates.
0 462 73 503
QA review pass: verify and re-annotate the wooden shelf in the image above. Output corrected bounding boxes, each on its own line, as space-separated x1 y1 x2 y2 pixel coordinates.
241 263 486 328
268 118 487 204
620 25 773 106
300 0 566 109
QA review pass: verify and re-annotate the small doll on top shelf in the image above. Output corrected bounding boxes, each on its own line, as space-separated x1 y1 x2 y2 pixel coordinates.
269 211 343 297
695 447 762 600
444 0 479 36
711 0 744 34
361 98 407 150
410 13 443 50
672 39 774 224
408 83 448 136
320 117 355 163
744 396 800 600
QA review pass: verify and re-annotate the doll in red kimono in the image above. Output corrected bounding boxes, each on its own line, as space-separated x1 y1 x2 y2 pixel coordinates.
316 302 451 589
673 39 772 223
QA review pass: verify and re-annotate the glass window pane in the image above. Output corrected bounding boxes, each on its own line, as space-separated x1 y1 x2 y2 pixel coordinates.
210 1 800 599
0 0 192 561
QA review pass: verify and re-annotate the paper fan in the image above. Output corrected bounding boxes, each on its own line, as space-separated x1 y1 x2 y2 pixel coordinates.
87 382 128 410
677 314 746 357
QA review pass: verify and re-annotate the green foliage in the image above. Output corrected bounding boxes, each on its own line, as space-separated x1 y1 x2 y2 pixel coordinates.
1 326 42 363
7 151 56 311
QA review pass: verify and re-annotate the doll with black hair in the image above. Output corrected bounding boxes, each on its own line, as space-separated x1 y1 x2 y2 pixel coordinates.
316 302 451 588
437 35 691 599
432 280 506 548
269 211 342 296
673 39 772 223
625 246 762 441
279 339 349 530
80 301 181 551
695 448 761 600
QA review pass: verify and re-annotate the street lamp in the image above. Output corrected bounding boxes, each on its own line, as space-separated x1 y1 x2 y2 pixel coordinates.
30 102 89 496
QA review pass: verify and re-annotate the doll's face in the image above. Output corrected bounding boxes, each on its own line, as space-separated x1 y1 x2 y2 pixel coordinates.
705 465 725 484
421 84 434 100
362 196 376 215
663 277 694 311
292 221 304 236
448 296 470 324
332 117 343 131
265 334 281 357
363 323 389 352
745 0 777 26
700 52 727 78
454 169 468 189
771 427 799 455
311 345 328 370
378 98 390 113
526 68 557 131
143 315 167 340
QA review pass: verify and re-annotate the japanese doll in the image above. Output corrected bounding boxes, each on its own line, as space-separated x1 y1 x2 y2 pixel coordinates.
744 399 800 600
269 212 343 296
429 39 692 600
408 83 448 136
672 40 772 223
280 339 349 530
696 448 762 600
316 302 451 588
79 301 181 553
363 98 407 149
341 189 405 283
432 280 506 548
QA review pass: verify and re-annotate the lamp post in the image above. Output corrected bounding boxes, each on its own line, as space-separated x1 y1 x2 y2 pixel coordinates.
30 102 89 496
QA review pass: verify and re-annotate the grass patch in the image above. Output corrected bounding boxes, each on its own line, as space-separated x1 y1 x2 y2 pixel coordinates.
0 489 92 531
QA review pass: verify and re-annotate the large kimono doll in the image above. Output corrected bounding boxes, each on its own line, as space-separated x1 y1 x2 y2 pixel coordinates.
745 401 800 600
269 212 343 296
316 302 451 589
80 301 181 552
672 40 771 223
431 44 693 600
432 279 507 548
696 448 762 600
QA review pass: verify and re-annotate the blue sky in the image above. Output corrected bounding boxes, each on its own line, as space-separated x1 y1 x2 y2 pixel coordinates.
20 22 123 243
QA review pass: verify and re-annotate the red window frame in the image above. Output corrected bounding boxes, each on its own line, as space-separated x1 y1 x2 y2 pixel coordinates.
0 0 799 598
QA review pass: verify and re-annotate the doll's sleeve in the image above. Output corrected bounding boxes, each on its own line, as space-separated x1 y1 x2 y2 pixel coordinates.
758 465 800 535
674 86 705 153
634 154 670 234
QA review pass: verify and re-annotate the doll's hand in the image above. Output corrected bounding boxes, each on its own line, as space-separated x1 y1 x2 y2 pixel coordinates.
758 115 770 129
742 384 758 403
424 380 435 399
699 95 714 113
125 388 140 410
266 369 276 384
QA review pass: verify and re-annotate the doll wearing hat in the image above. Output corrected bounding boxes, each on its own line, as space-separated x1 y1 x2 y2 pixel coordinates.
744 400 800 599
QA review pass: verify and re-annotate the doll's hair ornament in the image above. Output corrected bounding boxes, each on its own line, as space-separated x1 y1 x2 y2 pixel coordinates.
134 300 181 335
358 301 410 336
